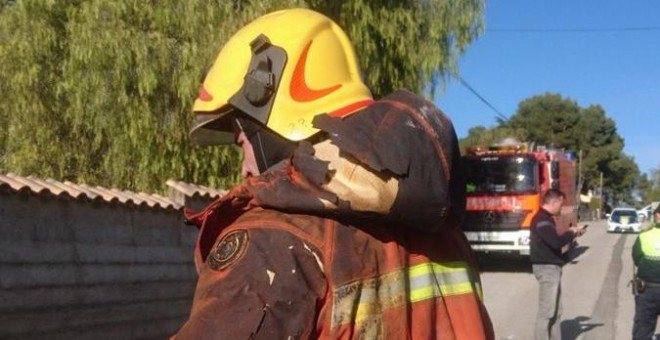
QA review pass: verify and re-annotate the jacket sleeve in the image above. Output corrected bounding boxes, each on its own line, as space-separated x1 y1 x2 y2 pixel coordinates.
174 228 327 340
535 220 574 250
632 236 643 266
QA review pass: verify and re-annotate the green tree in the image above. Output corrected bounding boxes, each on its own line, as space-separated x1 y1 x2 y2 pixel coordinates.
458 125 526 153
573 104 632 197
0 1 15 11
311 0 484 97
605 154 639 204
504 94 640 202
637 173 652 204
0 0 73 180
0 0 484 192
642 166 660 202
504 93 581 149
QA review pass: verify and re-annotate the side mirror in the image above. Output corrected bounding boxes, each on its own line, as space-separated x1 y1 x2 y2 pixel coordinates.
551 161 560 180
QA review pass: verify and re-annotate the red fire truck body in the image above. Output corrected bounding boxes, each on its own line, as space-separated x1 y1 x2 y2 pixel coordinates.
461 143 578 256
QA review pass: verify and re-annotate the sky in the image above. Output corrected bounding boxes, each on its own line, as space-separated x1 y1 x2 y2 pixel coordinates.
435 1 660 177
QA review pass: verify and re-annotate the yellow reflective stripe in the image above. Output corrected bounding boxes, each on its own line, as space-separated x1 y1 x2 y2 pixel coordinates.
333 269 406 326
409 282 475 301
409 261 474 302
332 260 478 329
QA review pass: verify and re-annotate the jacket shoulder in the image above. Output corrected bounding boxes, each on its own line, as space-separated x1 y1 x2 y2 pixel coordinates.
233 207 331 248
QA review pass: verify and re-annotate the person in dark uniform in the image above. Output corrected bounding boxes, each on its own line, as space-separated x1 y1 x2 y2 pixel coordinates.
530 188 587 340
632 204 660 340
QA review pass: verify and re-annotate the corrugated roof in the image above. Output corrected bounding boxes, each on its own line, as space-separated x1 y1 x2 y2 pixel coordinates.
165 179 226 199
0 173 226 210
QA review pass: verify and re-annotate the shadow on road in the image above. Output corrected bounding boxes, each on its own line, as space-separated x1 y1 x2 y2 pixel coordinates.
560 316 603 340
477 254 532 273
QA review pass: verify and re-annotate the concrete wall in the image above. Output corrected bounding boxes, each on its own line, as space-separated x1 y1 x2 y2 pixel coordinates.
0 190 199 339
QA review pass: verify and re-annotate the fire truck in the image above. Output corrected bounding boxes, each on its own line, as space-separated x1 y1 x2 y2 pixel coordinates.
461 142 578 256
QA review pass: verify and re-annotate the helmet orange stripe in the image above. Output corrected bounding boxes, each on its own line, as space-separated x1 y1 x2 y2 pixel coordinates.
290 40 342 102
328 99 374 118
198 86 214 102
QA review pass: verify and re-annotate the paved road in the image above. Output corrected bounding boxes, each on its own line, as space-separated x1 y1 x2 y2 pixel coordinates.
478 219 652 340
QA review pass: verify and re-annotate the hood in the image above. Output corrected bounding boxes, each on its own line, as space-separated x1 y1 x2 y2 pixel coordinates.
237 89 466 232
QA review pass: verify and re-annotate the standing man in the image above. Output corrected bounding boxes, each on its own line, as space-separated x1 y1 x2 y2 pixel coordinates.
530 189 587 340
632 205 660 340
174 8 493 339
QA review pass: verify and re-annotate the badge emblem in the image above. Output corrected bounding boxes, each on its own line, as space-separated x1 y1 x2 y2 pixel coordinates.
207 230 249 271
483 211 496 224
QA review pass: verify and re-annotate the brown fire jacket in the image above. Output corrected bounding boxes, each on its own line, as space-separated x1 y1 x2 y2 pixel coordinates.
174 90 494 339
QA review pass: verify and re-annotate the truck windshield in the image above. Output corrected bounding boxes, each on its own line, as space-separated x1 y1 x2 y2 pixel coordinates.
463 156 538 195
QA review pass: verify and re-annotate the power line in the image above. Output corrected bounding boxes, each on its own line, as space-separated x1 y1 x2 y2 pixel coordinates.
455 26 659 122
456 76 509 122
488 26 660 33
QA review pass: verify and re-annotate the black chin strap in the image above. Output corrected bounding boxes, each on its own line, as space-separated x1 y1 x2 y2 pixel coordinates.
235 117 297 173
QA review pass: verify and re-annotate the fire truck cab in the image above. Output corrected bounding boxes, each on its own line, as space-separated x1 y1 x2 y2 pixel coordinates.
461 142 578 256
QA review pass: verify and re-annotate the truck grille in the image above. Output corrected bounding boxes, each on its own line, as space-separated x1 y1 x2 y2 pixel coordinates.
461 210 530 231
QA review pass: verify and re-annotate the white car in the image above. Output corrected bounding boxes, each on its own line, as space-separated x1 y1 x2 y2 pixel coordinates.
607 208 642 233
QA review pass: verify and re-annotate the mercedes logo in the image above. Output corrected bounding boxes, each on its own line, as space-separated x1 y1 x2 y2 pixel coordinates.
483 211 496 223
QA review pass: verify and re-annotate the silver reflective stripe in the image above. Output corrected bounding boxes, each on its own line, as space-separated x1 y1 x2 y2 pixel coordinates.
331 261 477 331
409 262 475 301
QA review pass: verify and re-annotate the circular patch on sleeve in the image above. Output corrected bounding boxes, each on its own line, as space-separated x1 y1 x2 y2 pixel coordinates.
207 230 249 271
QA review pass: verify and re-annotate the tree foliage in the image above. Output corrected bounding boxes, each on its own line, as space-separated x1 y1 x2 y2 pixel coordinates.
0 0 484 192
505 94 582 149
311 0 485 97
460 93 640 204
639 166 660 203
458 125 527 152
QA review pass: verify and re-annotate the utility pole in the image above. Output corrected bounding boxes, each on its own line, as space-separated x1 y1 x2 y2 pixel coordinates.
599 172 604 219
577 150 582 202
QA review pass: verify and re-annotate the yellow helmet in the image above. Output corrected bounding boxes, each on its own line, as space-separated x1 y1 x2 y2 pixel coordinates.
190 8 373 145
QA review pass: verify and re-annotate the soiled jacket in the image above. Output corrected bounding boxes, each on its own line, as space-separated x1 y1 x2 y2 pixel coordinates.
174 90 494 339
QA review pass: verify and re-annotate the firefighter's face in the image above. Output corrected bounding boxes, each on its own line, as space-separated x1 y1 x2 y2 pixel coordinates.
236 131 260 178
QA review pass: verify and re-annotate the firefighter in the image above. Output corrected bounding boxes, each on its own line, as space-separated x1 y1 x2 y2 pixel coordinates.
174 9 493 339
632 205 660 340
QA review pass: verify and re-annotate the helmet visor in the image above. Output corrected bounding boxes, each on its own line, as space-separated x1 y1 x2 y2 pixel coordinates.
189 108 237 145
